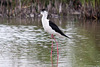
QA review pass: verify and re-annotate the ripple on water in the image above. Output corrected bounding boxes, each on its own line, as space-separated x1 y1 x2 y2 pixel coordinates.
0 19 100 67
0 25 43 45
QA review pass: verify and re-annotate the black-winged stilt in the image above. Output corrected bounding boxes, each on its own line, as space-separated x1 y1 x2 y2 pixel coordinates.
40 9 69 67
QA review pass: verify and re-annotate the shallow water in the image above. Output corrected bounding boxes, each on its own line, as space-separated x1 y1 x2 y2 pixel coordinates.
0 18 100 67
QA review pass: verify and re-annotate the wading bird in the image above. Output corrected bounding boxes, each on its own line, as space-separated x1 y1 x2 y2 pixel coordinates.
40 9 69 67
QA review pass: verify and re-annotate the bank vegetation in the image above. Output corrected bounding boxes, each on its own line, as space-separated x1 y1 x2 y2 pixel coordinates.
0 0 100 20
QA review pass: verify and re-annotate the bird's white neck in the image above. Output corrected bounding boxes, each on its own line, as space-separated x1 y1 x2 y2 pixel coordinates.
42 15 48 20
41 14 49 28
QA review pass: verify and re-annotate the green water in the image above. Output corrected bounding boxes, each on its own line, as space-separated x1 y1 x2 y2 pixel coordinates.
0 18 100 67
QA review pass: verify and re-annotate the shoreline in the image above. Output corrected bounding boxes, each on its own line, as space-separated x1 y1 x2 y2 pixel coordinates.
0 0 100 20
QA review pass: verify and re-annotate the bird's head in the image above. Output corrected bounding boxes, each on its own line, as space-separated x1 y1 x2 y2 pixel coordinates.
40 9 48 16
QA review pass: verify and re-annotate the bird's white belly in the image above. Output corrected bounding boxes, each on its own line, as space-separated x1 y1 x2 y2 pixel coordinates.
44 25 63 37
42 19 61 36
43 24 55 35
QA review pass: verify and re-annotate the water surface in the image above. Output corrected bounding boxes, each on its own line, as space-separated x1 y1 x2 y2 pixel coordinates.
0 18 100 67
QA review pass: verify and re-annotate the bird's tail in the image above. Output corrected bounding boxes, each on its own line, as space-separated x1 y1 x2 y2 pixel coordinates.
65 35 71 39
63 34 71 39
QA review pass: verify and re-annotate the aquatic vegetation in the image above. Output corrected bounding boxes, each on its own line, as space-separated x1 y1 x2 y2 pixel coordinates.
0 0 99 19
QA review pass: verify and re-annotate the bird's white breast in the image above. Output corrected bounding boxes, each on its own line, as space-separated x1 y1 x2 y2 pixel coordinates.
41 19 56 34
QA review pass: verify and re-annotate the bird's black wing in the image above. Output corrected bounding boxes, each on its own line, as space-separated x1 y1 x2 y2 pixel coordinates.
49 21 69 38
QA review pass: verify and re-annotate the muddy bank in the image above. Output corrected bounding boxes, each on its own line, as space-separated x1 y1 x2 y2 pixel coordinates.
0 0 100 20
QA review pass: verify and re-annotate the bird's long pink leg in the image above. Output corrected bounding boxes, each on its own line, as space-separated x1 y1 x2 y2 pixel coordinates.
51 34 54 67
52 34 59 67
